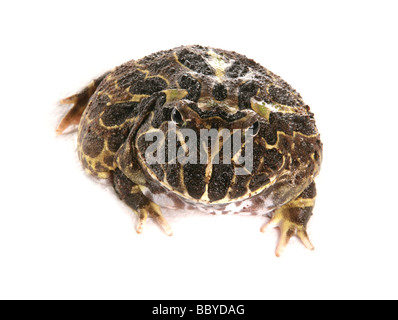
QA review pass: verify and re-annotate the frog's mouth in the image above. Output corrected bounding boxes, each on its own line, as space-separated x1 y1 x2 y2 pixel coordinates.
134 100 278 205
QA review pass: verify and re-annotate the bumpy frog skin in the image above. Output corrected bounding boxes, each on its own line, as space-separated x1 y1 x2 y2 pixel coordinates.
57 45 322 256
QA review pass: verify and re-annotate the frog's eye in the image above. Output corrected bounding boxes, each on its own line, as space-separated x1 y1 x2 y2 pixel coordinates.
247 120 260 136
171 108 183 125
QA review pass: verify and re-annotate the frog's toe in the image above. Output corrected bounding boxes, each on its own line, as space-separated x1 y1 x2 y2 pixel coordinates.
151 211 173 236
135 203 173 236
297 229 314 251
57 72 109 135
135 212 147 234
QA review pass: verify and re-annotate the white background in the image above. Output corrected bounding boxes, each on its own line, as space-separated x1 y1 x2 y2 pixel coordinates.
1 0 397 300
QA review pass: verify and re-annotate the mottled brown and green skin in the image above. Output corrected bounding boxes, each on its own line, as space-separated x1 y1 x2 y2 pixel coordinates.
58 45 322 256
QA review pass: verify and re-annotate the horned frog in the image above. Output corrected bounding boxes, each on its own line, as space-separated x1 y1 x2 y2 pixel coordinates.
57 45 322 256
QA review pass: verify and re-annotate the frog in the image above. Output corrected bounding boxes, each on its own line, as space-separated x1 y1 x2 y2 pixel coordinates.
57 45 322 256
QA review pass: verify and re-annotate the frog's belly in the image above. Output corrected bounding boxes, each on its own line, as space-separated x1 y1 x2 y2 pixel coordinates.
141 185 275 216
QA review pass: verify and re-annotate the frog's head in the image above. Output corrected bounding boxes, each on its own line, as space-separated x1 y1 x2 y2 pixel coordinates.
132 96 277 204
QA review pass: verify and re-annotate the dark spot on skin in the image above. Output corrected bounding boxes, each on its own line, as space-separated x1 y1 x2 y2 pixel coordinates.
263 149 284 171
87 166 96 175
208 164 234 201
107 130 127 153
287 207 313 227
123 192 151 210
130 77 168 95
269 113 317 136
251 142 264 174
249 173 270 191
268 85 298 107
165 164 182 190
314 151 320 161
146 56 178 75
299 182 317 199
212 83 228 101
178 74 202 102
228 175 251 199
87 94 110 120
101 102 136 127
82 131 104 158
250 196 264 211
238 81 258 109
183 164 207 199
117 70 144 90
286 228 296 238
104 155 115 167
225 61 249 78
177 49 214 75
95 162 107 172
295 137 316 161
263 126 277 145
230 201 243 212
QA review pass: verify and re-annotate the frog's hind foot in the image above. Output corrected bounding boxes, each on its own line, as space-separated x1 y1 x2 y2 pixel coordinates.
261 210 314 257
261 182 317 257
56 71 110 135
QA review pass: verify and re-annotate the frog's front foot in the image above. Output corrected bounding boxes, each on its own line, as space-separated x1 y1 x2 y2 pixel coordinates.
135 202 173 236
113 169 173 236
261 183 317 257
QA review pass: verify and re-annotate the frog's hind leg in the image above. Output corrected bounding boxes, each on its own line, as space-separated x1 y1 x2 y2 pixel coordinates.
56 71 110 135
261 182 317 257
112 169 173 236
